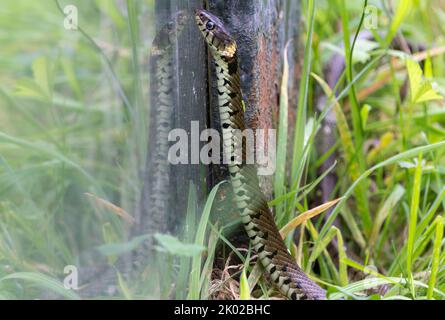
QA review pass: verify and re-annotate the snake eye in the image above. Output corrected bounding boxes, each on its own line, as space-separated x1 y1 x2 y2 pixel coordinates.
206 21 215 31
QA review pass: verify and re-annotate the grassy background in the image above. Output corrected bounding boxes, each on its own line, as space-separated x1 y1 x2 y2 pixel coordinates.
0 0 156 299
0 0 444 300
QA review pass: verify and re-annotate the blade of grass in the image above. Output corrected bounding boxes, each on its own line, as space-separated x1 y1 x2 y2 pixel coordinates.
320 141 445 239
274 41 291 222
417 187 445 236
384 0 414 47
188 182 224 300
340 206 367 250
239 265 251 300
427 216 444 299
247 261 263 294
336 228 348 287
305 224 340 282
290 0 316 198
0 131 99 190
176 182 198 299
406 154 423 298
279 197 343 238
0 272 81 300
338 0 372 232
312 71 371 235
199 226 219 300
368 184 405 249
85 193 135 225
269 161 336 207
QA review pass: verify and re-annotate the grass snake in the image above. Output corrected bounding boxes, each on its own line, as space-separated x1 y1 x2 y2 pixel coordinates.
195 9 326 300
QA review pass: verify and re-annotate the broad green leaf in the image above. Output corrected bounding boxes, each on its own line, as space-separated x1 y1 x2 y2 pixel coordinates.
154 233 205 257
15 78 47 100
322 39 379 64
96 234 150 256
407 59 443 104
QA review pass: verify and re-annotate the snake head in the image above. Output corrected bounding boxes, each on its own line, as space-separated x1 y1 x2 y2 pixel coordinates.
151 10 189 55
195 9 237 58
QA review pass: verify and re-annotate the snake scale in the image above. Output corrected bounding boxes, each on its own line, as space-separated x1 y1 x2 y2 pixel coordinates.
195 9 326 300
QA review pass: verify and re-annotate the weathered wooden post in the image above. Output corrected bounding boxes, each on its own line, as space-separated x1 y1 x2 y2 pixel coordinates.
204 0 302 237
136 0 209 242
137 0 303 244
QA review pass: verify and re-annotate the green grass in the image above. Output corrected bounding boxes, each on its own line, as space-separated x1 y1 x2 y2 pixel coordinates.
0 0 445 300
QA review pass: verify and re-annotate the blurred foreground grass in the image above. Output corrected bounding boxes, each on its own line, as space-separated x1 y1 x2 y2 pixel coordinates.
0 0 445 300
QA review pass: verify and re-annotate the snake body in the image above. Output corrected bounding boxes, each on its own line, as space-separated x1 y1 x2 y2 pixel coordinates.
134 11 188 272
195 9 326 300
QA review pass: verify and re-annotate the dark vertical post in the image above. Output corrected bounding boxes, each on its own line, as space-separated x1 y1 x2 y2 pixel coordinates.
205 0 301 228
169 0 210 232
137 0 209 239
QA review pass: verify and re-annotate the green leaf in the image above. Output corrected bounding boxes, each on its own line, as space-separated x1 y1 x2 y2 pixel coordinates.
406 154 423 298
15 78 47 100
239 267 251 300
322 39 379 64
407 59 443 104
274 41 290 221
154 233 205 257
361 104 372 129
32 56 52 99
385 0 414 46
424 53 433 78
16 56 53 100
369 184 405 248
61 57 83 99
96 234 150 256
427 216 444 299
